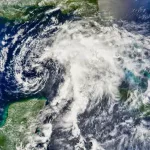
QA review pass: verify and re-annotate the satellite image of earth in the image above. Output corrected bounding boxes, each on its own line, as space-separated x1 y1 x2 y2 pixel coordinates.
0 0 150 150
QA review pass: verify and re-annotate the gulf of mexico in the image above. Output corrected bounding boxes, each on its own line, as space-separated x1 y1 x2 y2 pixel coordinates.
0 6 74 126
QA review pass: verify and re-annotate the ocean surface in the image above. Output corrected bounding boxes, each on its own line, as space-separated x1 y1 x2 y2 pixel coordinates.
0 7 74 123
0 0 150 150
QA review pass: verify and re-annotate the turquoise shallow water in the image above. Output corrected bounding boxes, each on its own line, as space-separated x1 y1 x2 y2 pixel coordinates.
0 1 150 150
0 7 74 124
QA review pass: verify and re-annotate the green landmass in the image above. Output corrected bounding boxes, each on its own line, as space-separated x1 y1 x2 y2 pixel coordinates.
0 98 45 150
119 88 130 101
0 0 98 21
140 104 150 117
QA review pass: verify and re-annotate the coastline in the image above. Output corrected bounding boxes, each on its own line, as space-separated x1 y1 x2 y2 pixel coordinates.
0 97 46 127
0 98 46 150
0 0 98 21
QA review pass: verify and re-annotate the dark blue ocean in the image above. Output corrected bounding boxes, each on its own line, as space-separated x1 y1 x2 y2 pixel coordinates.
0 0 150 125
0 7 74 124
